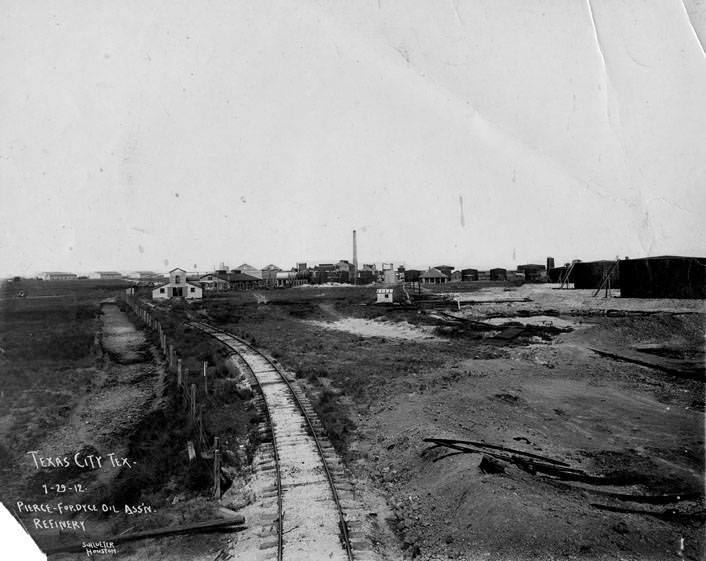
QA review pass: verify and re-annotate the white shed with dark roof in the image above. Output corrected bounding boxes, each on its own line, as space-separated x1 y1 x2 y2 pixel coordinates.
152 268 203 300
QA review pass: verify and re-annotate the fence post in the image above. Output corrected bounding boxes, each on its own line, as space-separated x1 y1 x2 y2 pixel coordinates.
190 384 196 421
203 361 208 394
213 436 221 499
198 405 204 448
177 360 183 387
169 344 175 370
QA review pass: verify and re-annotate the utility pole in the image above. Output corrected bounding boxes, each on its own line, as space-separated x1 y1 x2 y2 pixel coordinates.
352 229 358 285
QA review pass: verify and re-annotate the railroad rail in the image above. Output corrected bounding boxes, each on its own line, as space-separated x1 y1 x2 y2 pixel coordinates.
191 321 360 561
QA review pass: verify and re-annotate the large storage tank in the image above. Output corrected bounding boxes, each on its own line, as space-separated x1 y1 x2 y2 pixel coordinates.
489 268 507 281
619 256 705 298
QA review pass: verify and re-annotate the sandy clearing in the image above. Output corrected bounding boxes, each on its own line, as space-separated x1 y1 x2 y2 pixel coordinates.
307 318 439 341
452 285 706 313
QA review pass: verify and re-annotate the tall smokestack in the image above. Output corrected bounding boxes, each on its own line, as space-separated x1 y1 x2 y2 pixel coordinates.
352 230 358 285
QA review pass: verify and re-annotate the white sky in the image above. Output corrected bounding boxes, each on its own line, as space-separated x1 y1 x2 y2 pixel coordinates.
1 0 705 276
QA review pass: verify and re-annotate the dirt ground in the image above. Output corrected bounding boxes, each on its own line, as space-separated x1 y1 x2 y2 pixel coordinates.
206 284 704 561
4 282 703 560
347 288 704 560
1 293 234 560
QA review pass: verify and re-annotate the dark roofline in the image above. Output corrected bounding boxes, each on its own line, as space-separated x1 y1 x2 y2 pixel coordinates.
199 273 229 281
227 273 262 282
623 255 706 262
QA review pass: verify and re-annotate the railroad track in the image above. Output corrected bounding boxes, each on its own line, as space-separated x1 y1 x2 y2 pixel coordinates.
191 321 374 561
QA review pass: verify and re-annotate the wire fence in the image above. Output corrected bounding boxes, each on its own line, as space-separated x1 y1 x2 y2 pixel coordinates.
123 290 222 499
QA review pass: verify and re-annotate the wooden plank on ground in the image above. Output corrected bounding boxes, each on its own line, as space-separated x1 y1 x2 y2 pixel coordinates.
492 326 526 340
42 517 246 555
587 347 704 379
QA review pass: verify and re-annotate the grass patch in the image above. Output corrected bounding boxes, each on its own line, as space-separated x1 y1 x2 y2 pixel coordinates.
191 289 464 458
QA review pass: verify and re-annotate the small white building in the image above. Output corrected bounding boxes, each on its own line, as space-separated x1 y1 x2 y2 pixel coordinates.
43 272 77 281
97 271 123 280
152 268 203 300
376 287 405 304
376 288 394 303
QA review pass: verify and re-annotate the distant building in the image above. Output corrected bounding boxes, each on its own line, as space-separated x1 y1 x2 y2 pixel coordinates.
227 272 263 290
152 268 203 300
133 271 165 282
313 264 336 284
97 271 122 280
261 264 282 286
358 264 376 285
489 268 507 281
420 268 449 284
507 270 525 282
337 260 354 283
43 272 77 281
547 266 567 283
433 265 454 279
450 270 462 282
619 256 705 299
376 287 404 304
199 273 230 291
404 269 421 283
573 260 619 289
461 268 478 281
235 264 263 280
382 263 398 284
309 261 355 284
275 271 302 288
517 264 547 283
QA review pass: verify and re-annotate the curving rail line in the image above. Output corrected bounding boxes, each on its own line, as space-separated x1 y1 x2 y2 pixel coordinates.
191 321 355 561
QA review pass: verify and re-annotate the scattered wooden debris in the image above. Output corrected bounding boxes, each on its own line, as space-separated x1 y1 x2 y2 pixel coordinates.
588 347 704 380
479 455 506 474
423 437 571 466
491 326 526 341
423 437 705 506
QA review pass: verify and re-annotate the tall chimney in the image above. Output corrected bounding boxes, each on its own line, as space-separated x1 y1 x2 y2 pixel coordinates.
352 230 358 285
